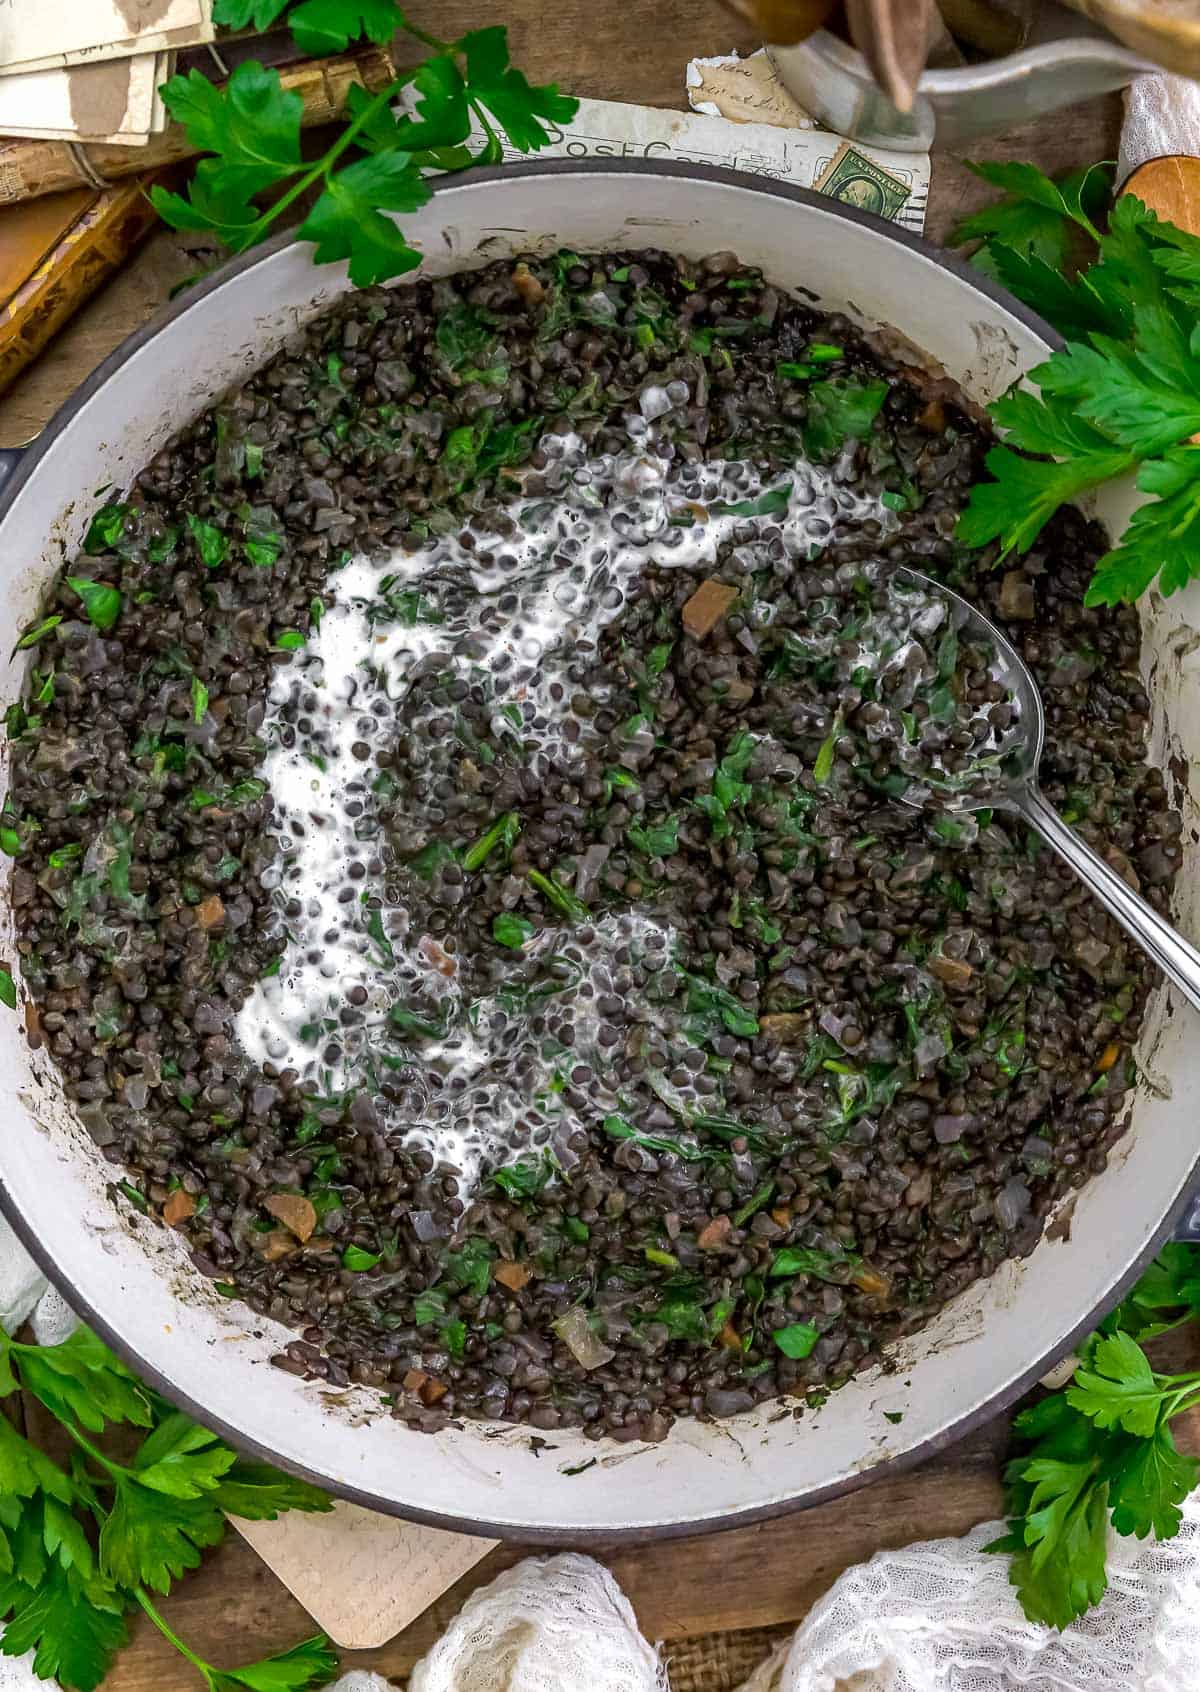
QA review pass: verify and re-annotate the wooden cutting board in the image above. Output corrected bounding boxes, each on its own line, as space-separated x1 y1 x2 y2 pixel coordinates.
1122 155 1200 236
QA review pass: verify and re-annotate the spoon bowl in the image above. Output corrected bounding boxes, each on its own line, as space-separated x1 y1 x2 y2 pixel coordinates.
895 566 1044 805
902 567 1200 1015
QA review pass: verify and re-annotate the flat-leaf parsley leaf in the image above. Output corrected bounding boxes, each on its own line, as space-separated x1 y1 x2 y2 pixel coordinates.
987 1244 1200 1629
0 1323 334 1691
152 16 577 287
954 164 1200 604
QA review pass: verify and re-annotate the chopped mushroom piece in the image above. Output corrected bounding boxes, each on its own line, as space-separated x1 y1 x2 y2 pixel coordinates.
495 1259 532 1291
1073 935 1112 976
194 894 225 931
511 262 545 306
682 579 738 639
264 1193 317 1242
928 955 974 990
400 1370 448 1407
853 1264 892 1299
998 569 1036 621
696 1215 733 1251
257 1230 296 1263
162 1189 196 1227
759 1012 812 1044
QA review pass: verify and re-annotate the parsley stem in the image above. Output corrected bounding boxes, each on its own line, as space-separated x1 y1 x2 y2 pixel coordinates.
471 101 503 163
1162 1377 1200 1419
134 1587 213 1677
62 1420 124 1481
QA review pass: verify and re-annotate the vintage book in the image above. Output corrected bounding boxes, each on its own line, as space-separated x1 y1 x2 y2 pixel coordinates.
0 44 396 206
0 175 163 395
0 188 97 303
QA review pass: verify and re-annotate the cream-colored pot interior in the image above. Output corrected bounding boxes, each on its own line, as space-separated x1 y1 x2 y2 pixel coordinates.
1 163 1197 1540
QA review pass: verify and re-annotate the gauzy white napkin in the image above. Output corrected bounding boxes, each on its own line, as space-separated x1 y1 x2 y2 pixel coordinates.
322 1513 1200 1692
1119 73 1200 187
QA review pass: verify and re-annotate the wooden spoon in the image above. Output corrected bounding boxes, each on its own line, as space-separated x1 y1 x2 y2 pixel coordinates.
844 0 938 112
717 0 839 46
935 0 1035 57
1059 0 1200 76
1121 155 1200 238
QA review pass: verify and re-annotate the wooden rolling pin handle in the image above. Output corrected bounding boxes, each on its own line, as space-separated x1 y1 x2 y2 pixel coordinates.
1121 153 1200 236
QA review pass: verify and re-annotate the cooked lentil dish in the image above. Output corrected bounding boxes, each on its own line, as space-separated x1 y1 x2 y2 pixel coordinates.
6 248 1181 1442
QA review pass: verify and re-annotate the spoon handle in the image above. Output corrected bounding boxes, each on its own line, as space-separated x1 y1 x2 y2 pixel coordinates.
1018 787 1200 1014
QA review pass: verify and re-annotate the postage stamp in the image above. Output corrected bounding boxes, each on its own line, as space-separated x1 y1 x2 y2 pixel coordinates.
813 140 912 223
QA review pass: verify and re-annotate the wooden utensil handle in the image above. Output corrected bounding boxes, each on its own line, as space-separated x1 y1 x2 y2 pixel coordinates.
1121 154 1200 236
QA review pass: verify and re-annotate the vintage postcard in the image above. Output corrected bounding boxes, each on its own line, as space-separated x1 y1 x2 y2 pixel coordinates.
0 0 209 75
0 51 168 144
465 95 929 233
686 49 816 129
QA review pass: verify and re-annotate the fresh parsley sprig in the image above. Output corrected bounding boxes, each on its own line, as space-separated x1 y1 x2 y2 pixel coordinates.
0 1324 334 1691
152 3 577 285
988 1242 1200 1630
952 161 1200 606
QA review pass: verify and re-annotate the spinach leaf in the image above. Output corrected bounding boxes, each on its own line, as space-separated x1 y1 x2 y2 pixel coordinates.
803 377 888 461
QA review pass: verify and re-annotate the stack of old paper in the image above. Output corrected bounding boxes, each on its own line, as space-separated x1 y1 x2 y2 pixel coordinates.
0 0 215 146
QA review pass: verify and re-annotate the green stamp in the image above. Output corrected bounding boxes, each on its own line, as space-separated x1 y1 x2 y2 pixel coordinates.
814 142 912 223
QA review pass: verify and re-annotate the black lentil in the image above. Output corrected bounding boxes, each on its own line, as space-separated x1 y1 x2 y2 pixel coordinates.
5 247 1177 1442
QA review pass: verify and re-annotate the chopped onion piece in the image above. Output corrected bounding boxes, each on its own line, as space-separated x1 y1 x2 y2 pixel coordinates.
552 1305 615 1370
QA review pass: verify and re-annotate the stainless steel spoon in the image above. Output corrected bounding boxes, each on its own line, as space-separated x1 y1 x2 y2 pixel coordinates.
904 569 1200 1012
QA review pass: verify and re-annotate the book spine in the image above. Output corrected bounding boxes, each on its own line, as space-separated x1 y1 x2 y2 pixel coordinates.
0 178 161 395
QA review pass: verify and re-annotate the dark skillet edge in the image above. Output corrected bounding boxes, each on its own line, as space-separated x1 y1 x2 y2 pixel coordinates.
0 155 1176 1546
0 448 24 495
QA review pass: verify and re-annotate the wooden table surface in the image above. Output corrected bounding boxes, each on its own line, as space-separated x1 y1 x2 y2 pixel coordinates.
0 6 1178 1689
